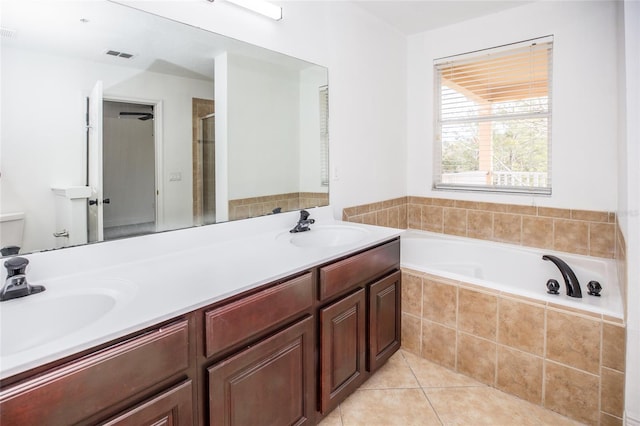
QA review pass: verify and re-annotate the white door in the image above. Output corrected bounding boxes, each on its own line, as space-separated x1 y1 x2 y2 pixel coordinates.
87 81 104 243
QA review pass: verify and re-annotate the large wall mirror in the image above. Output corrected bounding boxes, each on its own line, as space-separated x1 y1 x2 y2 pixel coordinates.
0 0 329 256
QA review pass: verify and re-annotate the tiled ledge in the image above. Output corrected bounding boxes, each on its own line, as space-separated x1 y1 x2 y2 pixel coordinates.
229 192 329 221
343 196 616 259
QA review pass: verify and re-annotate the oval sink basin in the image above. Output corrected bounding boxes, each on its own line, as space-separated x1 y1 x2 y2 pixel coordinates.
279 225 370 248
0 286 127 356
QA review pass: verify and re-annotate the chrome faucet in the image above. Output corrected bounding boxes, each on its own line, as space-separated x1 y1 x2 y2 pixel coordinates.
290 210 315 233
542 255 582 298
1 257 45 301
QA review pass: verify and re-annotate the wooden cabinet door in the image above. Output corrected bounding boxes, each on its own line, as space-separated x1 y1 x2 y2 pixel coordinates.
208 316 314 426
319 288 366 414
368 271 401 372
101 380 193 425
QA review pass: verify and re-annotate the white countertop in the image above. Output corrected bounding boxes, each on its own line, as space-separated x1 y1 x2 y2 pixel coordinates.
0 207 403 379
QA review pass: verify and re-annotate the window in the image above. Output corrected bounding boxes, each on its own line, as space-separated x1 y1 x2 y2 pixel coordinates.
433 36 553 194
319 86 329 187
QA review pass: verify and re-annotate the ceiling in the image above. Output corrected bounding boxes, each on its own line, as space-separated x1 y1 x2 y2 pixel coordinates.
0 1 318 82
352 0 534 35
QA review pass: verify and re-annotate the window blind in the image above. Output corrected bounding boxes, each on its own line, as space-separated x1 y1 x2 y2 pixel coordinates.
319 86 329 187
434 36 553 194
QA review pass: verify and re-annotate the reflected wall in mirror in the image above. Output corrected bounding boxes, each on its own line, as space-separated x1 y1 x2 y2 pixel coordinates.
0 0 329 256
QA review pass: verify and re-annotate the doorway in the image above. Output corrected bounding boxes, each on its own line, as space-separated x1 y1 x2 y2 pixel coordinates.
102 100 156 239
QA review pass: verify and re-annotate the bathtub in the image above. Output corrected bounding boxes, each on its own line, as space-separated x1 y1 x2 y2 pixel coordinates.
400 230 623 319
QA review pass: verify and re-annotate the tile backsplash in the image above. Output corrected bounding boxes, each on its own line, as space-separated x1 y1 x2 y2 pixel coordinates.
343 196 616 259
229 192 328 221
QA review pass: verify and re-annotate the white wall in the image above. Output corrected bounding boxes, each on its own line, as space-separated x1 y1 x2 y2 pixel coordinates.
407 0 619 212
0 47 213 251
620 0 640 422
119 0 408 217
227 53 300 199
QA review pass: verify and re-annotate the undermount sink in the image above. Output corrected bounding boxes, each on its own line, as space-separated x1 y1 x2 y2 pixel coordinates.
279 225 370 248
0 281 135 357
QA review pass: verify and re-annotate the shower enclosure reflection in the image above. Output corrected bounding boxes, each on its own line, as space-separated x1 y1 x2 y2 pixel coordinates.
197 111 217 226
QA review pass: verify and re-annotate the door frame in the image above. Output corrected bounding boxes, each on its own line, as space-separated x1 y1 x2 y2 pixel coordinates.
103 95 164 231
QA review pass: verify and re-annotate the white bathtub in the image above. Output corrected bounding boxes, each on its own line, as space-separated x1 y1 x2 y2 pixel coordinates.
400 230 623 319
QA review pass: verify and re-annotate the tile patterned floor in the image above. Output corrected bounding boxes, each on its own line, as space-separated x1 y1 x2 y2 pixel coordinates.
319 350 584 426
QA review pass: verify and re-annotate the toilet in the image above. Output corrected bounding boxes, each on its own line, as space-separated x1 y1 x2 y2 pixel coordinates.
0 212 25 256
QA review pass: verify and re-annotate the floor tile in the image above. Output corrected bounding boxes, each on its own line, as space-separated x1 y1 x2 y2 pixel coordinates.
359 350 419 390
321 349 586 426
402 350 482 388
425 386 584 426
340 388 441 426
318 406 342 426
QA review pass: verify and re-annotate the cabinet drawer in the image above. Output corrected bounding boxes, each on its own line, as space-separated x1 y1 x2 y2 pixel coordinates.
101 380 193 425
205 272 313 358
0 320 190 426
319 239 399 301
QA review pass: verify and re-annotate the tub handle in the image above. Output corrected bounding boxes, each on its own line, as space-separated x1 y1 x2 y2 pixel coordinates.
587 280 602 297
546 279 560 295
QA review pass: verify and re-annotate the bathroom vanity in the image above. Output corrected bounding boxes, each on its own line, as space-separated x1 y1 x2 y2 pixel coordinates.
0 208 402 425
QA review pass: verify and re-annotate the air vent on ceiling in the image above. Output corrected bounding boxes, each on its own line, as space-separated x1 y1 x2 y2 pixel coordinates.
1 27 17 39
105 50 135 59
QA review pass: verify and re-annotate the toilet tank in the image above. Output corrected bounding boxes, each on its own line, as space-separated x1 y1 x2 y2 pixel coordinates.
0 212 25 253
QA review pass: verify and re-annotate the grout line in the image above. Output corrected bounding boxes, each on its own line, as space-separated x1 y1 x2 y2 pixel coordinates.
542 305 548 407
401 350 445 426
337 402 344 426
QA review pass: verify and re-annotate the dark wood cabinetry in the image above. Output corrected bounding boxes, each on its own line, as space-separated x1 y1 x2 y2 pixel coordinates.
208 317 314 426
0 320 192 426
204 272 314 359
368 271 401 371
0 237 400 426
319 289 366 414
102 380 194 426
317 239 401 415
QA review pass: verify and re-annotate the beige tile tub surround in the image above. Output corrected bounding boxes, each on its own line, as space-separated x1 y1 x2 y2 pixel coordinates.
343 196 616 259
401 269 626 426
344 196 626 424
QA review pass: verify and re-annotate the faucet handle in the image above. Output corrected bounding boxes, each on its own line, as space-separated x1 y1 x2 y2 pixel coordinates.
587 281 602 297
546 279 560 295
299 210 310 220
4 256 29 277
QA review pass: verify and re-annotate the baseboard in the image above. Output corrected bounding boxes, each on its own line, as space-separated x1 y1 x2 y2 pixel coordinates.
626 412 640 426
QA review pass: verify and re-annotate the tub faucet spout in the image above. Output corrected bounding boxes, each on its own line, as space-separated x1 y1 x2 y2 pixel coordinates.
542 255 582 298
